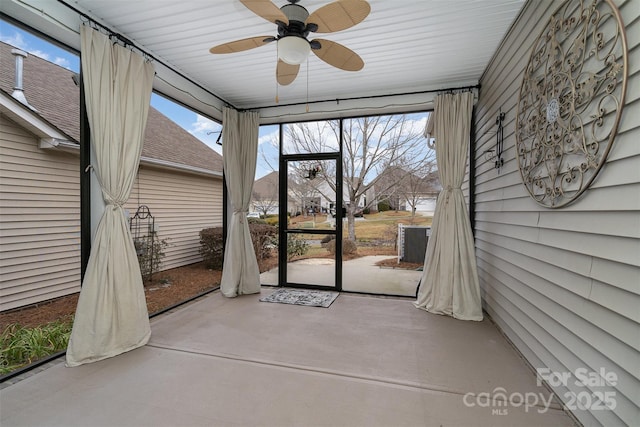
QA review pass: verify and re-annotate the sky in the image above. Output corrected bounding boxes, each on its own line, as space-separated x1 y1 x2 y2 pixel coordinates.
0 20 427 180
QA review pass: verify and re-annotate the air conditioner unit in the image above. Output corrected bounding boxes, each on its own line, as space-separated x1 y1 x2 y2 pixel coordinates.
397 225 431 264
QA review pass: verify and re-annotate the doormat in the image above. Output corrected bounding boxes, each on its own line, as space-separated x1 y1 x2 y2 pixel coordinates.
259 288 339 308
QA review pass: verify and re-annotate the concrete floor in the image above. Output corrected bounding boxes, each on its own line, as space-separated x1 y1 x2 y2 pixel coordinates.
0 290 575 426
261 255 422 296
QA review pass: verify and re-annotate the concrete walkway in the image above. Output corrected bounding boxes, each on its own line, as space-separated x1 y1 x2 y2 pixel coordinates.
260 255 422 296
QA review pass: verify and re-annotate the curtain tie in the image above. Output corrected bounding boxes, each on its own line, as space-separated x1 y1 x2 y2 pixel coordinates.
234 209 249 214
445 186 453 204
108 202 124 211
105 197 124 211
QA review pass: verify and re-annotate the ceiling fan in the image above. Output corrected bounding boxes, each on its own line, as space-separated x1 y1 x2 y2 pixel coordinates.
210 0 370 86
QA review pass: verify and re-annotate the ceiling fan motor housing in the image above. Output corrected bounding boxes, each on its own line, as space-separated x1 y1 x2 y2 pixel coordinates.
279 4 314 38
277 3 314 65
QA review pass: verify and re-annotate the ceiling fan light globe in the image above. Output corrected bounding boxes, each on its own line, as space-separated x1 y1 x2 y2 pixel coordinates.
278 36 310 65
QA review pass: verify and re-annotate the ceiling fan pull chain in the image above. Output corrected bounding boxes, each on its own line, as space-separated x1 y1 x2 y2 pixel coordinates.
306 56 309 112
276 43 280 103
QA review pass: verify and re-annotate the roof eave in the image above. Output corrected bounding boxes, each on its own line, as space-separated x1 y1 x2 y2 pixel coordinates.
0 90 76 143
139 156 223 178
1 90 223 178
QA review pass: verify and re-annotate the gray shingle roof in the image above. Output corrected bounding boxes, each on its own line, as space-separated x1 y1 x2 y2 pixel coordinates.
253 170 279 196
0 41 222 173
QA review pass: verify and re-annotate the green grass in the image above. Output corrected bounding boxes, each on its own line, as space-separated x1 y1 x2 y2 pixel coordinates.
0 317 73 375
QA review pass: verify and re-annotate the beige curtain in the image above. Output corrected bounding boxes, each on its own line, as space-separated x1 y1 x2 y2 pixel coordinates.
415 92 483 321
66 26 155 366
221 107 261 297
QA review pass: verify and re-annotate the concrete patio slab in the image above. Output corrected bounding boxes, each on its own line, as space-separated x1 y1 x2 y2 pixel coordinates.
0 291 575 426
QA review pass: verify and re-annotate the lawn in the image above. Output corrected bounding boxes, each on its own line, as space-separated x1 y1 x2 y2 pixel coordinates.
356 211 432 241
285 211 432 242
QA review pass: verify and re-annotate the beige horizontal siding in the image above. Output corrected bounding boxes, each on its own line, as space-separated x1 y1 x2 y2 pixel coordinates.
1 113 223 311
0 115 81 311
124 165 223 272
474 0 640 425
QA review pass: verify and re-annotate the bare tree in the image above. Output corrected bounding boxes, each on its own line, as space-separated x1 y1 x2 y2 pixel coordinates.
391 163 440 222
252 171 280 218
252 190 279 218
284 114 434 241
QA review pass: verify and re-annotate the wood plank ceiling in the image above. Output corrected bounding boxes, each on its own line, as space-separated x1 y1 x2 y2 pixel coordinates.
2 0 525 120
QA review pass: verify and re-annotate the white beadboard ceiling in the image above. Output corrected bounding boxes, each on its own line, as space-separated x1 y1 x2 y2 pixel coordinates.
2 0 525 122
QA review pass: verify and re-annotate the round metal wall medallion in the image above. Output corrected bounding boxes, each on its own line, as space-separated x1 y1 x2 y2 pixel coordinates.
515 0 627 208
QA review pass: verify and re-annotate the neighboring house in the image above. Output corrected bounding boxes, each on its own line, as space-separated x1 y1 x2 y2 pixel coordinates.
251 171 279 216
371 166 441 214
0 42 223 311
288 176 368 217
252 171 343 216
254 164 440 220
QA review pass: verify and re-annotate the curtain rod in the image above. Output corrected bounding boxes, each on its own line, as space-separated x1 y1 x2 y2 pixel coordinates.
247 84 480 111
54 0 236 111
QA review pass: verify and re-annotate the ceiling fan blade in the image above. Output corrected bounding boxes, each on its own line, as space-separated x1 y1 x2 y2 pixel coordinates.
210 36 275 54
240 0 289 25
277 60 300 86
311 39 364 71
306 0 370 33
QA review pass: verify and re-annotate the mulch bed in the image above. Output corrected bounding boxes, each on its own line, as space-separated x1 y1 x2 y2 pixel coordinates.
375 258 423 270
0 262 222 331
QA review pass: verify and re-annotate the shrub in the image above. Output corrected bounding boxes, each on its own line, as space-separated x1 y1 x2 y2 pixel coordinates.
287 234 309 260
320 235 336 244
134 232 169 282
249 223 278 260
200 223 278 268
343 239 358 255
378 199 391 212
200 227 224 269
248 217 267 225
265 216 279 226
326 238 358 255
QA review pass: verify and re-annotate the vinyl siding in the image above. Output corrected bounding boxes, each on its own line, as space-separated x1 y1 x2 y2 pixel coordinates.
0 115 81 311
124 165 223 271
1 114 223 311
474 1 640 426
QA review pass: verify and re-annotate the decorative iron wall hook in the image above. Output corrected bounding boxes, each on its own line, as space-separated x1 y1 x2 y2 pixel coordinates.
495 109 505 170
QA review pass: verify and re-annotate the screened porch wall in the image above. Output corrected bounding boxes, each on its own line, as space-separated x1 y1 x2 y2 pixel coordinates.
472 0 640 426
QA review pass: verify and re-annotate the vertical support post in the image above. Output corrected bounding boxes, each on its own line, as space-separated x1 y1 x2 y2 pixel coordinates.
335 119 343 292
468 105 477 237
222 174 228 248
79 71 91 282
278 123 286 287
